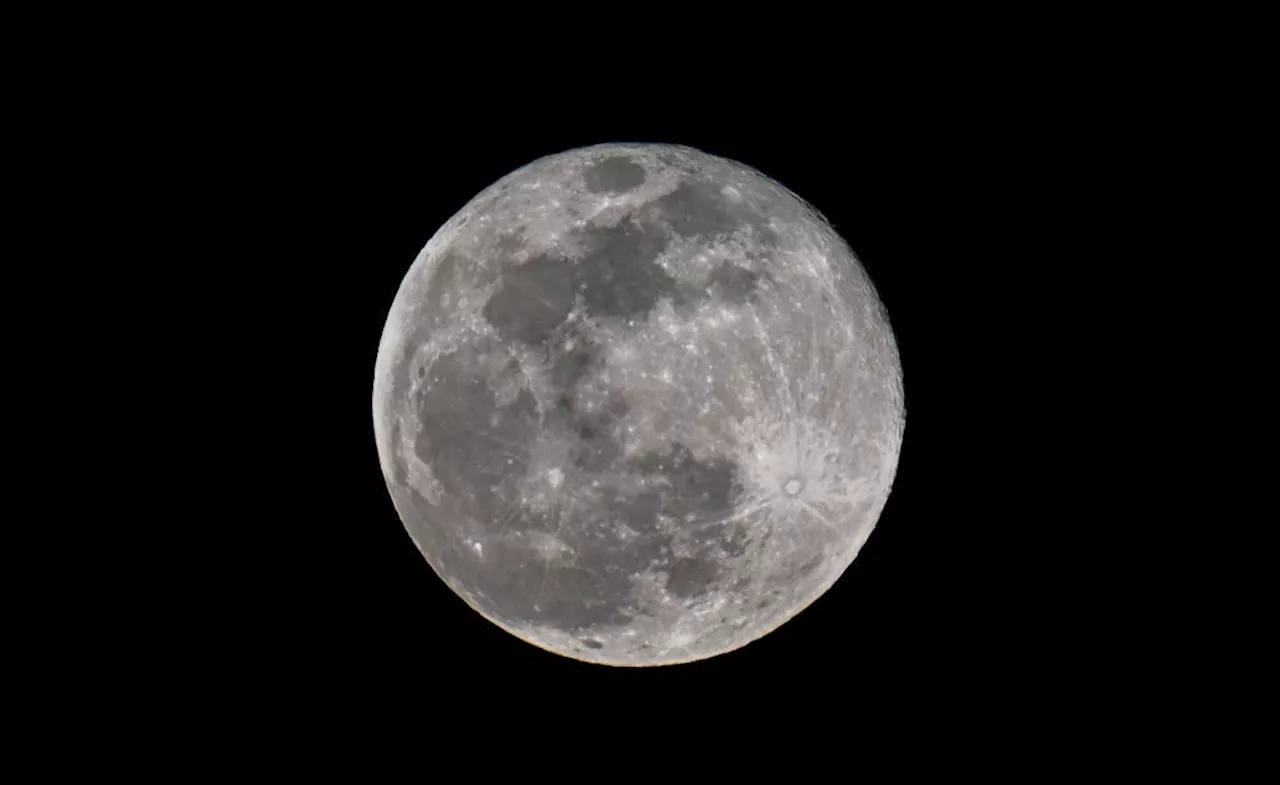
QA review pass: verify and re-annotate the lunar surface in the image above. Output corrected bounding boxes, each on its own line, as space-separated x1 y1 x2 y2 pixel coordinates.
372 143 904 666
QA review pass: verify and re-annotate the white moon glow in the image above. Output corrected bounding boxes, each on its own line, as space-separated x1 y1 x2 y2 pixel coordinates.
373 143 904 666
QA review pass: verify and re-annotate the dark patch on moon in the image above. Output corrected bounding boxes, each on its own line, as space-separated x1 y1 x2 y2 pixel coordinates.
537 566 630 628
482 254 576 344
547 333 602 399
652 182 744 239
427 253 461 315
574 219 675 320
412 345 538 524
388 421 408 486
720 523 749 557
705 261 762 304
568 393 629 470
631 442 739 521
796 554 823 578
650 180 782 249
666 556 720 598
665 280 718 314
494 229 525 254
583 156 647 194
581 638 604 649
439 429 745 632
599 487 662 534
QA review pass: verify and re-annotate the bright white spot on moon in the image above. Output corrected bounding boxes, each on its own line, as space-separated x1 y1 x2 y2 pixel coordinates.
547 467 564 488
785 478 803 495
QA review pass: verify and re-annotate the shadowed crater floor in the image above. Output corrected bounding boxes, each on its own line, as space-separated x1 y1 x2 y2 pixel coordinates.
582 155 647 194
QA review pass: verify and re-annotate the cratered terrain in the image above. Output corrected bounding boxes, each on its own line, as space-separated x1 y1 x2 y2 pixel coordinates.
373 143 904 665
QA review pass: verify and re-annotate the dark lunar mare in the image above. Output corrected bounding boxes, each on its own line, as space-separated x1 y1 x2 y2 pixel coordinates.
574 218 677 321
650 181 780 247
411 343 538 527
481 254 577 344
393 170 803 641
404 338 645 631
474 218 679 347
399 340 750 636
625 442 743 599
477 175 777 349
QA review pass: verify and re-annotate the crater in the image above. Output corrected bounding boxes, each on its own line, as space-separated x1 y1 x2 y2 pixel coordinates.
583 155 647 194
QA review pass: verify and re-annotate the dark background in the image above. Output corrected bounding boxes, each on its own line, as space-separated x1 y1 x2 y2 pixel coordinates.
22 30 1198 782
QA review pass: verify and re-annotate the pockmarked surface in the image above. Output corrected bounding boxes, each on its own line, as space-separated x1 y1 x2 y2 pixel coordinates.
373 144 904 665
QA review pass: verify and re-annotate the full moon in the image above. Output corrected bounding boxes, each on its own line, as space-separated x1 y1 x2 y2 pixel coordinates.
373 143 904 666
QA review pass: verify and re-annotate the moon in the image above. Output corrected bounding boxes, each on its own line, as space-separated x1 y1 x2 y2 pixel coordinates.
373 143 904 666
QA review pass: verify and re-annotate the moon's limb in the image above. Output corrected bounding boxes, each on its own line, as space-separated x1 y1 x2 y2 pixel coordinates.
373 143 904 666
